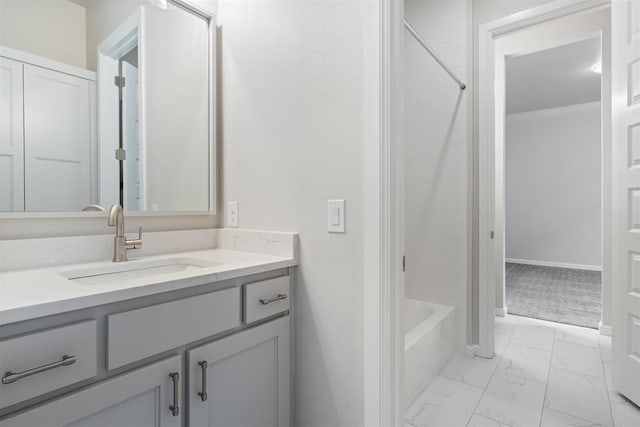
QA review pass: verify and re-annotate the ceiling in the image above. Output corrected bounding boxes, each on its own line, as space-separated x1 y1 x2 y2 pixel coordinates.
505 37 602 114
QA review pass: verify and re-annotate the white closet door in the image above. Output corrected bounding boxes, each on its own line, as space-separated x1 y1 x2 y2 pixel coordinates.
23 64 90 211
612 0 640 406
0 57 25 212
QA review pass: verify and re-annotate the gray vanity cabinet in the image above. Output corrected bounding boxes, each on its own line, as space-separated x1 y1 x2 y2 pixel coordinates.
0 355 182 427
187 316 290 427
0 271 292 427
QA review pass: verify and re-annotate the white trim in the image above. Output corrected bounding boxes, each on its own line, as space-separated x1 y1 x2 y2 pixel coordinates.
97 10 142 211
506 258 602 271
477 0 611 359
0 45 96 81
364 0 404 426
598 322 612 337
465 345 479 357
0 210 216 220
495 307 508 317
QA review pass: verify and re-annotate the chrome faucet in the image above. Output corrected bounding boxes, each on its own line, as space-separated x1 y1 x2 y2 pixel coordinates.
107 203 143 262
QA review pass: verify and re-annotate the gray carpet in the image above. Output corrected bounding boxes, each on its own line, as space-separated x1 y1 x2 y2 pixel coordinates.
505 263 601 329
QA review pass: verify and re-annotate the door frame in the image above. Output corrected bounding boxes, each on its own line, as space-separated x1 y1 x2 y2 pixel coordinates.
477 0 612 358
97 10 143 211
363 0 405 426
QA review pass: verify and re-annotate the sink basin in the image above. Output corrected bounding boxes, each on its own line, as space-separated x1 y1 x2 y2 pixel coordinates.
59 258 220 285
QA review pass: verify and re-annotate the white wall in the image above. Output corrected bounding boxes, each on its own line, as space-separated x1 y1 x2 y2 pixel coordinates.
404 0 470 347
0 0 87 68
217 0 379 425
505 102 602 268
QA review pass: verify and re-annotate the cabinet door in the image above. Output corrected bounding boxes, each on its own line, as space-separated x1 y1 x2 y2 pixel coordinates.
187 317 290 427
0 356 182 427
0 57 24 212
23 63 90 212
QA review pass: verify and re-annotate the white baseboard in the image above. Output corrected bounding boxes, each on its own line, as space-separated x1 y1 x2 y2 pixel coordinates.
465 345 478 357
506 258 602 271
599 322 612 337
495 307 507 317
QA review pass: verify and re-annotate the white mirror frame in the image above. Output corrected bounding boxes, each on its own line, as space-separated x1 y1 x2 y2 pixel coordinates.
0 0 217 220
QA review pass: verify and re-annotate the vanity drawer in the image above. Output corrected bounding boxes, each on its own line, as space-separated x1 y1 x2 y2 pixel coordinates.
107 287 241 370
243 276 291 324
0 320 98 410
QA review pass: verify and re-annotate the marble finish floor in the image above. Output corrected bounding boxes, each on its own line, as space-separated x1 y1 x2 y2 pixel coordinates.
405 315 640 427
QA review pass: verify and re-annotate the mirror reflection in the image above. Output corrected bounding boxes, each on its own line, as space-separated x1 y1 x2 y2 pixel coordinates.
0 0 214 213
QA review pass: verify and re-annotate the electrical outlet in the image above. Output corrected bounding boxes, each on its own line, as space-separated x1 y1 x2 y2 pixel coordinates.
227 201 239 227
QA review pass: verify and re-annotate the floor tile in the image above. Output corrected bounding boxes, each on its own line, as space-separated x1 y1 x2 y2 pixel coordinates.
440 353 500 389
541 407 606 426
495 316 518 331
466 414 507 427
555 324 600 348
545 367 613 426
497 342 551 383
475 371 546 427
552 340 605 378
510 324 555 351
602 363 634 406
598 335 612 364
494 324 513 355
404 376 483 427
611 400 640 427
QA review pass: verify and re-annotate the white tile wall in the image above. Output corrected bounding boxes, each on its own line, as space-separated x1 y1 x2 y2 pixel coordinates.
404 0 470 346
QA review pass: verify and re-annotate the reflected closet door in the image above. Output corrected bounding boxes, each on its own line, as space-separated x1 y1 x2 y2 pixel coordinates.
0 57 25 212
23 64 90 212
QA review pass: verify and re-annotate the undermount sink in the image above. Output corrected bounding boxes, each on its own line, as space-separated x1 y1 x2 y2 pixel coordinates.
59 258 220 285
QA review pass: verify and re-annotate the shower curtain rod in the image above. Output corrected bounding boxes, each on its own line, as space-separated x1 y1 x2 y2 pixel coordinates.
403 19 467 90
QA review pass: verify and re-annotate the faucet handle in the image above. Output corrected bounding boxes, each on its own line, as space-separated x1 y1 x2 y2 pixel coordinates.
125 227 143 251
133 227 143 249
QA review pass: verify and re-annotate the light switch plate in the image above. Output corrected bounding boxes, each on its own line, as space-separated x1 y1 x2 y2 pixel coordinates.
227 201 239 227
328 200 345 233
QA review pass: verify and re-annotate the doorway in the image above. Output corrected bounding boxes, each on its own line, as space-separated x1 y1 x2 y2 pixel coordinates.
503 37 603 329
478 1 612 359
97 10 143 212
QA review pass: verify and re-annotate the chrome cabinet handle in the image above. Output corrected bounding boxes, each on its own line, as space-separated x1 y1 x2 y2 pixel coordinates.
259 294 287 305
198 361 208 402
2 355 76 385
169 372 180 417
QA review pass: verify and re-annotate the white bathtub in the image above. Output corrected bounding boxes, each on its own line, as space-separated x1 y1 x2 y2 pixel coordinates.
404 298 456 408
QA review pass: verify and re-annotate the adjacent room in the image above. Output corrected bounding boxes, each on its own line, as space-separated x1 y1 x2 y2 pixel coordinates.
504 37 604 329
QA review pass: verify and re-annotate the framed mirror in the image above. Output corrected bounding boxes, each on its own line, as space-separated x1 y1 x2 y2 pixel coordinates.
0 0 216 215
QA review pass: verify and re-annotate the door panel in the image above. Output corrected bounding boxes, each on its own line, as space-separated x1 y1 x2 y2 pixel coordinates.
0 57 24 212
187 317 290 427
23 64 90 211
612 0 640 407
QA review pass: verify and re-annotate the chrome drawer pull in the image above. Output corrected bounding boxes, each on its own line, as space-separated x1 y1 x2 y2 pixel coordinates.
2 355 77 385
259 294 287 306
198 361 208 402
169 372 180 416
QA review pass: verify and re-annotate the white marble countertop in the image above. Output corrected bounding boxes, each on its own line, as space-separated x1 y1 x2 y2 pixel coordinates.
0 229 298 326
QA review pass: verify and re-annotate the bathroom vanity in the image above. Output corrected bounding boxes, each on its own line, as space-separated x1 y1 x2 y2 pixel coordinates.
0 1 298 425
0 229 297 427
